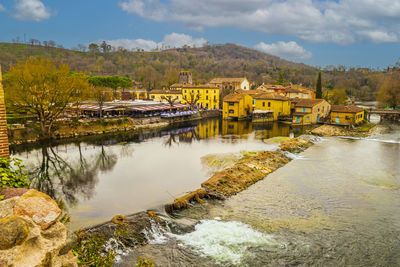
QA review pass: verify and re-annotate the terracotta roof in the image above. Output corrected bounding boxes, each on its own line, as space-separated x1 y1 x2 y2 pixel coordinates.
253 93 289 101
209 77 247 84
171 84 219 89
223 93 246 102
295 99 325 107
285 88 303 93
150 90 181 94
236 89 263 95
331 105 364 113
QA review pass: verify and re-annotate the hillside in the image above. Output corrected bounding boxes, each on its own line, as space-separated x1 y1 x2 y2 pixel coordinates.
0 42 317 87
0 42 382 100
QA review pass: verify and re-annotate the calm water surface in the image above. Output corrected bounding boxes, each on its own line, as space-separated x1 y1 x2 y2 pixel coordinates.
11 119 299 229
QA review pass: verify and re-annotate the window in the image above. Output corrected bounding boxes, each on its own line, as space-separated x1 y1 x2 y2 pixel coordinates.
268 102 271 107
345 116 350 120
214 95 216 101
262 102 265 107
322 106 324 112
229 110 234 114
184 90 186 93
206 90 208 93
306 116 310 120
192 90 194 93
303 107 306 112
244 86 247 89
206 96 208 100
229 102 234 106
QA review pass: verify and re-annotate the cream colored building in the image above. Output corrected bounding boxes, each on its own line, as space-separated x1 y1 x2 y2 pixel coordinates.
209 77 250 91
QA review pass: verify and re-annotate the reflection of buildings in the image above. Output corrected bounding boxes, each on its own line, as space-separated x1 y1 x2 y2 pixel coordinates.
253 122 290 139
179 119 220 142
222 120 252 136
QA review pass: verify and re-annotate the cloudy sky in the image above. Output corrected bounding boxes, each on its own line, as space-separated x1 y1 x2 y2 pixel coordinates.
1 0 400 68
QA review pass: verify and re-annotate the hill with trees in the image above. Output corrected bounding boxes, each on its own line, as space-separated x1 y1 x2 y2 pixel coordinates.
0 42 393 102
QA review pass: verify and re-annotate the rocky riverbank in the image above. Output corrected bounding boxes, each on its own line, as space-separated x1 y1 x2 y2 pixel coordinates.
0 188 77 266
311 123 377 137
8 110 221 145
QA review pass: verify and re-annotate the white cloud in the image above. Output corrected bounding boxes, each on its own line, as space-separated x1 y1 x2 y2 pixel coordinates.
255 41 312 60
98 33 208 51
118 0 400 45
13 0 52 22
0 4 5 12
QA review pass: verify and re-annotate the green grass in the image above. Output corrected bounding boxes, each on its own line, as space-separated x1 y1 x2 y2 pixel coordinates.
355 122 376 132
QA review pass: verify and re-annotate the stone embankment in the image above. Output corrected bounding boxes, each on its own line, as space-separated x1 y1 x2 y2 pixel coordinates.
0 188 77 266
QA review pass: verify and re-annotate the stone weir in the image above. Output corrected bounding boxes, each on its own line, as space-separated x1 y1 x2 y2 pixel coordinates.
0 188 77 267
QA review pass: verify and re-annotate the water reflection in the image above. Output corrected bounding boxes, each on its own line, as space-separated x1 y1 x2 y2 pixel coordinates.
12 118 306 229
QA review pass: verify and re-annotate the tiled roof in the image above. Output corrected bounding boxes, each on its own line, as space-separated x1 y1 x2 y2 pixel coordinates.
331 105 364 113
253 93 289 101
209 78 247 84
172 84 219 89
295 99 325 107
236 89 263 95
223 93 246 102
149 90 181 94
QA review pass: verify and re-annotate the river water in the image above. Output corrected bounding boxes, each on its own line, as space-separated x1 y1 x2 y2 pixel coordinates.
117 119 400 266
12 117 400 266
11 119 302 229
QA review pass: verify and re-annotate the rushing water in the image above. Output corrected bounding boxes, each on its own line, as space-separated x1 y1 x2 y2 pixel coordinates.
115 121 400 266
11 119 305 229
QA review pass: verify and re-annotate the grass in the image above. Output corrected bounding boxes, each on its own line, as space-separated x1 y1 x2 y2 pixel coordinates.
355 122 376 132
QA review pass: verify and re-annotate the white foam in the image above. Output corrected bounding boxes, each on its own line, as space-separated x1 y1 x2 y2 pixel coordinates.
282 151 306 160
142 221 169 244
170 220 281 265
104 237 131 262
339 136 400 144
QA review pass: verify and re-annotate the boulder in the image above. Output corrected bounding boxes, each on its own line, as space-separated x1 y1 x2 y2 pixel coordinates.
13 189 61 230
0 216 29 250
0 188 29 200
111 214 127 226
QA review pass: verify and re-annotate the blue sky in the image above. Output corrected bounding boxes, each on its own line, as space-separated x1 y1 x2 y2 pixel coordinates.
1 0 400 69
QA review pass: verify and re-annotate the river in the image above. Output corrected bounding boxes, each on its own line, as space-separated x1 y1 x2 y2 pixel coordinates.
12 117 400 266
117 119 400 266
11 119 305 230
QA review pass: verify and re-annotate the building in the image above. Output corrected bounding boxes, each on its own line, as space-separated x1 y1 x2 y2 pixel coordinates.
222 93 253 120
256 84 286 95
149 90 183 103
253 93 291 121
178 71 193 85
292 99 331 125
330 105 365 125
181 85 220 110
285 88 314 99
209 77 250 91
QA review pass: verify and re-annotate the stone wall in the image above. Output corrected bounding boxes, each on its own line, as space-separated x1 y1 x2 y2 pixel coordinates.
0 66 9 157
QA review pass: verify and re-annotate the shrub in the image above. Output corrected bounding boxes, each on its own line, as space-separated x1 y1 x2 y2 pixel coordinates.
0 157 28 189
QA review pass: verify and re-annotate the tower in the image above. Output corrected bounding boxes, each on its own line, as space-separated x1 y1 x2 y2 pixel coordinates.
178 71 193 85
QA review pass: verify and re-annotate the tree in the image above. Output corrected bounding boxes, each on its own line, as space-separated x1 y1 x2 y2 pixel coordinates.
88 43 99 53
328 89 347 105
100 41 112 54
316 71 322 99
183 91 201 109
4 58 91 137
88 76 132 100
161 95 179 107
378 71 400 108
92 86 111 119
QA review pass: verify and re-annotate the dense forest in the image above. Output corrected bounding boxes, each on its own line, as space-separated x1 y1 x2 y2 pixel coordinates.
0 42 394 101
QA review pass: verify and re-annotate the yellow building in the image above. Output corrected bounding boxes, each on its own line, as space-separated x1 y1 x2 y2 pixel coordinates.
181 85 219 110
222 120 252 136
253 93 291 121
209 77 250 90
331 105 365 125
149 90 183 103
222 93 253 120
292 99 331 125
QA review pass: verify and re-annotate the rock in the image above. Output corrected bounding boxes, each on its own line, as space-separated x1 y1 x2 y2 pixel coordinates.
0 216 29 250
279 138 313 153
111 214 127 226
13 189 61 230
311 125 346 136
0 188 29 200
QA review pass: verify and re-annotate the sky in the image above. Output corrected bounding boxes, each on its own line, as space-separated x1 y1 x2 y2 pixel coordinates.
1 0 400 69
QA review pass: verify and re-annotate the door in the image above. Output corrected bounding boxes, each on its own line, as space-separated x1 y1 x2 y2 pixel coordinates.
317 114 320 122
297 116 300 123
336 115 339 123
